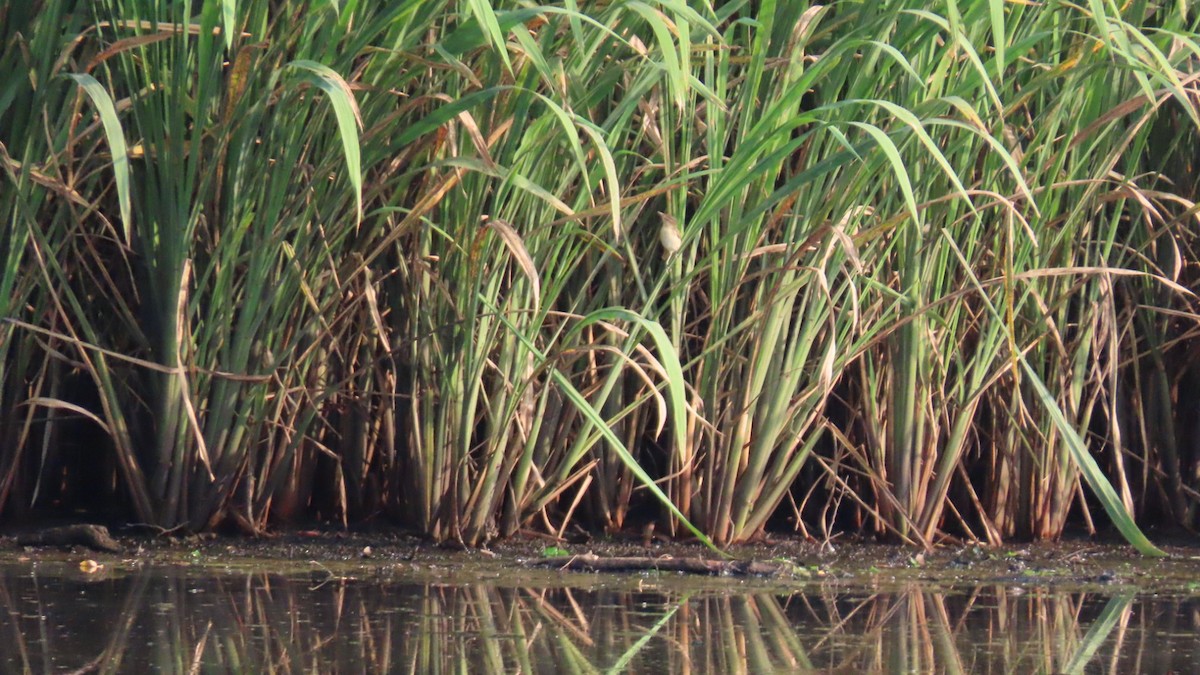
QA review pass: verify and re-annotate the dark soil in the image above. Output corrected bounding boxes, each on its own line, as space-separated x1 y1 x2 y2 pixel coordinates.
4 523 1200 592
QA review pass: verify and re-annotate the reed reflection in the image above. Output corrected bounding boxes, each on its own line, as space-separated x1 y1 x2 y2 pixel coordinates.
0 564 1196 673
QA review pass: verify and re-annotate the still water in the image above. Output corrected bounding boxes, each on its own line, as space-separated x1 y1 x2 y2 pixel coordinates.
1 556 1198 674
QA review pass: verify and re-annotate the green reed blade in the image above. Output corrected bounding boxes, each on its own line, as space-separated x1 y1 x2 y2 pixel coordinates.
286 60 363 225
65 73 131 245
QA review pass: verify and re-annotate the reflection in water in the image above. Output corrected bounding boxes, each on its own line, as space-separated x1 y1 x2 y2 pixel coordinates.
0 561 1197 673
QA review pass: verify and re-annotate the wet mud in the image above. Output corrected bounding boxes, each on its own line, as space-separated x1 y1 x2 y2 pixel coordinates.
4 525 1200 593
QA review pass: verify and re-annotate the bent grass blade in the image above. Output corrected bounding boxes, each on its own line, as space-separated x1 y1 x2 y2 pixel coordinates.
65 73 132 245
950 238 1168 557
286 60 363 225
1018 356 1166 557
484 297 720 554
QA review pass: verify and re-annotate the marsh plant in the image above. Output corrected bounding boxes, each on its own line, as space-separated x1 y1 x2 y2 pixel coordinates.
2 0 1199 550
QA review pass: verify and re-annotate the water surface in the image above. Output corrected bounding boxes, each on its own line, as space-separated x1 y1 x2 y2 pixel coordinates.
2 555 1198 673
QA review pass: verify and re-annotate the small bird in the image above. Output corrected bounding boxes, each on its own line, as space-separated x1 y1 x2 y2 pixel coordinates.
658 212 682 256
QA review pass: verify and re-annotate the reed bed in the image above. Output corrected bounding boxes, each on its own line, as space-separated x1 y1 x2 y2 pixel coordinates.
2 0 1200 548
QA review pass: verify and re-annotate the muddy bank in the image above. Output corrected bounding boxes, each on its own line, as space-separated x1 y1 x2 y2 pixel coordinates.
3 524 1200 593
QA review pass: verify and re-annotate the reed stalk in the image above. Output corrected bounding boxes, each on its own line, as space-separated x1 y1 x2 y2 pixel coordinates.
1 0 1197 551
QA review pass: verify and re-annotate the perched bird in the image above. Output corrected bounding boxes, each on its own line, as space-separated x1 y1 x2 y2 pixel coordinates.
658 212 682 256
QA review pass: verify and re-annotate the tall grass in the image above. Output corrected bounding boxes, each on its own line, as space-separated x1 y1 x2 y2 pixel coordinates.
1 0 1198 550
0 1 108 515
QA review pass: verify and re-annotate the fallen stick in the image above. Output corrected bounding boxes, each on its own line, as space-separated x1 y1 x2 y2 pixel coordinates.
15 524 122 553
526 553 793 577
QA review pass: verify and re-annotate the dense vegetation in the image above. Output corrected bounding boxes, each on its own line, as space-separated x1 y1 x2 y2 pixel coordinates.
2 0 1199 551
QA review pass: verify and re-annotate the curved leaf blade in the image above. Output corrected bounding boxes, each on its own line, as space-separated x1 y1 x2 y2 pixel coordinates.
286 60 363 225
66 73 132 245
